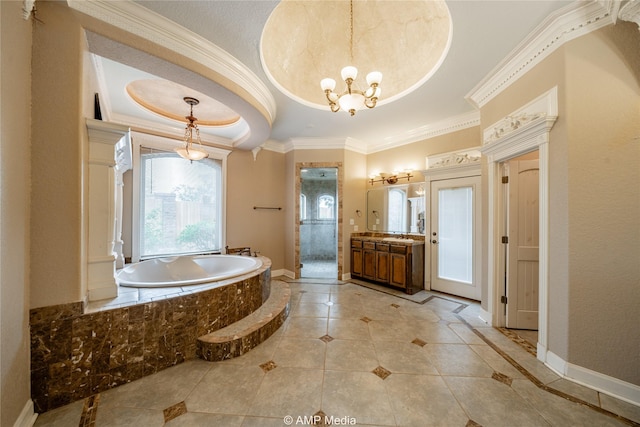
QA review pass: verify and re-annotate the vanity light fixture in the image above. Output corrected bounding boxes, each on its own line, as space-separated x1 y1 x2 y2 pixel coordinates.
368 170 413 186
175 97 209 162
320 0 382 116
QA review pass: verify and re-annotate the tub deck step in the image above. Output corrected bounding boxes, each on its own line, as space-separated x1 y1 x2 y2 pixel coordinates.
196 280 290 361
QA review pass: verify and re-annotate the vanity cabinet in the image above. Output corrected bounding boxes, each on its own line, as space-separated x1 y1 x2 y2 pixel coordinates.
350 237 425 294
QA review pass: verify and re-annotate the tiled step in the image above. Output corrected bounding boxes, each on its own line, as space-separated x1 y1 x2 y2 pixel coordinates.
196 280 290 361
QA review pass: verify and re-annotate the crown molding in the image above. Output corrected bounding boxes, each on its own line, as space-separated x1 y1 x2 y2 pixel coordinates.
466 1 617 109
276 137 368 154
618 0 640 29
367 111 481 154
67 0 276 124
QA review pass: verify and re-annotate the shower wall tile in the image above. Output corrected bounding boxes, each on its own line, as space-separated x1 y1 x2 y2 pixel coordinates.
30 264 271 414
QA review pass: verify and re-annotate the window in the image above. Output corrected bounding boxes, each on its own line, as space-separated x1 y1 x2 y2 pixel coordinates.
130 134 230 262
139 148 222 258
317 194 335 219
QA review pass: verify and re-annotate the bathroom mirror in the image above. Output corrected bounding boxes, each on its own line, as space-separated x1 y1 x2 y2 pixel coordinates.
366 183 426 234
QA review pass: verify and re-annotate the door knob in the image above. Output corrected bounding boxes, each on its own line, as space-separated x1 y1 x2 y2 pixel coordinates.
431 240 438 244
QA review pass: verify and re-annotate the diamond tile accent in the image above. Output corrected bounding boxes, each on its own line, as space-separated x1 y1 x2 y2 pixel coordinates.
491 371 513 386
411 338 427 347
319 334 334 343
372 365 392 380
390 303 400 308
260 360 278 373
360 316 373 323
163 401 187 423
466 420 483 427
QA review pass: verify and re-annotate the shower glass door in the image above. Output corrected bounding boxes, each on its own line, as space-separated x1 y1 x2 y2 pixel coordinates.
300 167 338 278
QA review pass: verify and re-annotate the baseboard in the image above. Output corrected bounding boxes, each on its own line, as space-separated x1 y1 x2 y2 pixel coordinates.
14 399 37 427
478 307 492 326
566 363 640 407
342 272 352 281
543 349 640 406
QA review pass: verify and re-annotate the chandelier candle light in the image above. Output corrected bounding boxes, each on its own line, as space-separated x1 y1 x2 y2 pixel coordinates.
175 97 209 161
320 0 382 116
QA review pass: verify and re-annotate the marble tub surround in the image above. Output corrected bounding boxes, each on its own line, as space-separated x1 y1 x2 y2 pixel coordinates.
30 258 273 414
34 277 640 427
198 280 291 361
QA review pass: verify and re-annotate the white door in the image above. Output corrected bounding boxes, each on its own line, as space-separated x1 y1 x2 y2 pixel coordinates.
430 176 481 300
506 159 539 329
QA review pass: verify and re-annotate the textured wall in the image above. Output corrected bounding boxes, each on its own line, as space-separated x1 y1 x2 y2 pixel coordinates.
1 2 33 424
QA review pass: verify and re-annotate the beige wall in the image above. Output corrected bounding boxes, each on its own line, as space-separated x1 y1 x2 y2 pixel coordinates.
563 23 640 385
31 1 86 308
227 149 286 268
367 126 482 181
482 23 640 386
1 1 33 424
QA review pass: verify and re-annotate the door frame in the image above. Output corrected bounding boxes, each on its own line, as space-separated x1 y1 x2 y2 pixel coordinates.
423 148 482 293
429 175 482 301
295 162 343 279
480 87 557 363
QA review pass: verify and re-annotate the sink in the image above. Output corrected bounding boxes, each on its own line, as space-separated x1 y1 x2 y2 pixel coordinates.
382 237 414 243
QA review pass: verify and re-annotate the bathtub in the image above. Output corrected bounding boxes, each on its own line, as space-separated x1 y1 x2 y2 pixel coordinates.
117 255 263 288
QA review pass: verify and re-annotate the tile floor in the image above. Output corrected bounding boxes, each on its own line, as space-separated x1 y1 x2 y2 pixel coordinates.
35 278 640 427
300 260 337 279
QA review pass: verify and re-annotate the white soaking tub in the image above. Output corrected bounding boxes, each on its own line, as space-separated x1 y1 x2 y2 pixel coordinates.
117 255 263 288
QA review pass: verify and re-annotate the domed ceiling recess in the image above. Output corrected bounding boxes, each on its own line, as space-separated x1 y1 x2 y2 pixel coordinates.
126 79 241 127
260 0 452 111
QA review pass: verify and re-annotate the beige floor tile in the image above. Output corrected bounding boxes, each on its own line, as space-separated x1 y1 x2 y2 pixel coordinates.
298 292 331 303
290 302 330 318
283 317 328 338
325 339 379 372
373 341 439 375
94 406 165 427
445 376 551 427
384 373 469 426
241 415 298 426
600 393 640 424
546 378 600 406
468 344 525 379
272 337 326 369
165 412 244 426
99 359 212 410
33 399 84 427
322 370 396 426
328 303 365 319
511 379 629 427
219 330 283 367
368 319 419 341
399 305 442 322
424 343 494 377
247 367 323 418
328 318 371 340
448 322 488 345
412 322 466 344
185 364 264 415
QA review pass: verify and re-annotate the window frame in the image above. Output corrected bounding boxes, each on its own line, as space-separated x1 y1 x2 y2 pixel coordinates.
130 132 230 262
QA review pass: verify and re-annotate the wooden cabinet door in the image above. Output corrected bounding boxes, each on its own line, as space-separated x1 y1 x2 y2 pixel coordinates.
351 247 363 277
363 249 376 279
390 253 407 288
375 250 390 282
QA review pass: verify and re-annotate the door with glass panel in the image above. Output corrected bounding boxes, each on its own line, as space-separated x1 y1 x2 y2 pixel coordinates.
430 176 481 300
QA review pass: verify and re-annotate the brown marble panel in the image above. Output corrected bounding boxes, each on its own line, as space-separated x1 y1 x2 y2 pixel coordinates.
30 262 272 413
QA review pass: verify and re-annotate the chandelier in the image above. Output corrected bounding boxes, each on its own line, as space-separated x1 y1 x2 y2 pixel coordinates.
320 0 382 116
175 97 209 161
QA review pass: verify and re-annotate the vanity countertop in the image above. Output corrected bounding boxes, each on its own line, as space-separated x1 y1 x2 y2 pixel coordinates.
351 234 425 245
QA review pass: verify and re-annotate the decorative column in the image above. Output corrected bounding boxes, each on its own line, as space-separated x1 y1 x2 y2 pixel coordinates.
86 119 131 301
